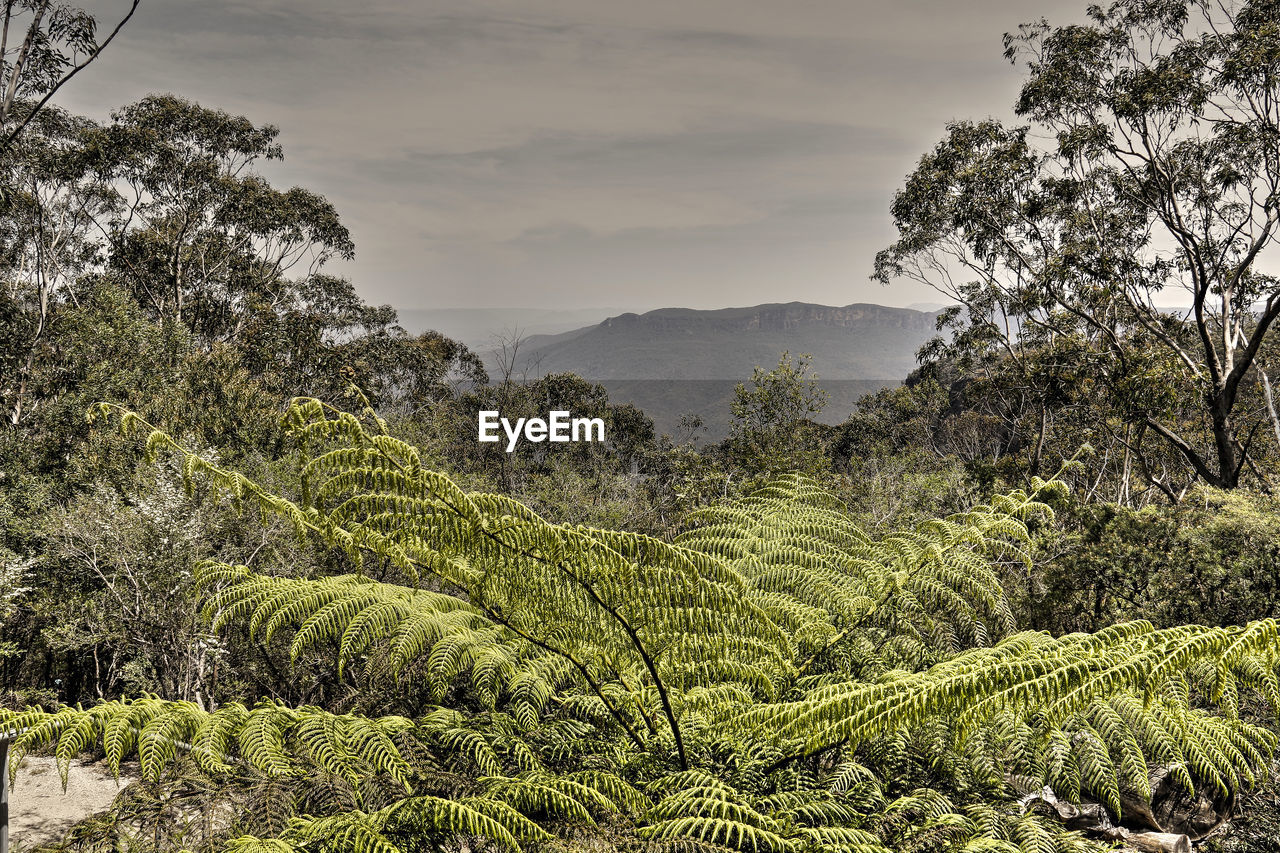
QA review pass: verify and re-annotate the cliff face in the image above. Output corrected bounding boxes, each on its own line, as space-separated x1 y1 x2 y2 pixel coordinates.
492 301 944 382
598 303 938 335
473 301 945 438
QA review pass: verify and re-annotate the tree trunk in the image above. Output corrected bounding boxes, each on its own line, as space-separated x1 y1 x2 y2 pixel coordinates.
1208 387 1241 489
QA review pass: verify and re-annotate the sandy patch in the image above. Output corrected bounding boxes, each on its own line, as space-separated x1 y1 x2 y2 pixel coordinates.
6 757 135 850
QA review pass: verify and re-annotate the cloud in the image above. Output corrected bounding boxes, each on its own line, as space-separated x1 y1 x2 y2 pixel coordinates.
65 0 1089 310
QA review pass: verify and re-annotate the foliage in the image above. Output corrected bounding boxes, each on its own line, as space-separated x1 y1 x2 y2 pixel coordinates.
0 0 139 157
1028 487 1280 635
875 0 1280 492
450 371 655 495
4 6 1280 850
3 399 1276 852
2 93 488 444
0 552 32 664
726 351 831 481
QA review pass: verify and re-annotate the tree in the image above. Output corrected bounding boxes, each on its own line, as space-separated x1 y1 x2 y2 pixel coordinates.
0 0 139 157
875 0 1280 492
1028 486 1280 634
727 351 830 478
77 95 355 348
0 103 109 426
232 273 487 407
456 370 655 493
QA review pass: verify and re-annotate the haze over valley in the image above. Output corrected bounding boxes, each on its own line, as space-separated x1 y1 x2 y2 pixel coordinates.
404 301 943 438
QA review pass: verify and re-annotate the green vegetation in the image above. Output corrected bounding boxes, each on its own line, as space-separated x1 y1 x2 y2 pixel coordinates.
6 1 1280 851
874 0 1280 494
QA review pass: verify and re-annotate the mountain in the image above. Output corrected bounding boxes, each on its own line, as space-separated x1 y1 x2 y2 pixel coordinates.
473 302 941 440
491 302 941 380
396 307 623 350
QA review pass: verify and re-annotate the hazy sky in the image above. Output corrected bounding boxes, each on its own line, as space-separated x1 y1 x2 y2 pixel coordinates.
63 1 1088 313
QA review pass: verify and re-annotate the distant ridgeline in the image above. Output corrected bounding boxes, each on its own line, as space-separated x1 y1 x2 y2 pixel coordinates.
469 302 944 440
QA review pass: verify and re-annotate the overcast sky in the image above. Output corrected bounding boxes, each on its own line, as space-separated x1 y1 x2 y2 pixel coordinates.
63 1 1088 313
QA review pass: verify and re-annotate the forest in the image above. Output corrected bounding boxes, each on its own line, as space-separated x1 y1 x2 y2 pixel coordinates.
6 1 1280 851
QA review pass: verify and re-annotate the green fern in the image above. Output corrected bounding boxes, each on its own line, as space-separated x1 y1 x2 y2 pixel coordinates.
677 474 1047 665
96 399 799 768
14 400 1275 853
198 563 568 717
1 697 415 790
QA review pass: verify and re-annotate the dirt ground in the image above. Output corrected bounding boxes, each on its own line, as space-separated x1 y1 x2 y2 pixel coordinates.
6 756 134 850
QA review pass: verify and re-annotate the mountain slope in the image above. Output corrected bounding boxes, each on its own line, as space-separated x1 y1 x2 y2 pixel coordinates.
397 307 620 350
472 302 942 439
495 302 941 380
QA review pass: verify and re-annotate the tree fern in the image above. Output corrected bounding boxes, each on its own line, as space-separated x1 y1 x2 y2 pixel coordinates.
676 474 1048 665
220 774 637 853
7 399 1276 852
730 621 1279 819
198 563 567 718
1 697 416 791
95 400 798 768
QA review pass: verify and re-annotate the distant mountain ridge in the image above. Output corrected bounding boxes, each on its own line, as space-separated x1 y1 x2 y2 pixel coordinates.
470 301 943 439
397 307 621 349
497 302 942 381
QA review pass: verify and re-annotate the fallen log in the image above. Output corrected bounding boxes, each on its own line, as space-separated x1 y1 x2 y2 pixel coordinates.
1124 831 1191 853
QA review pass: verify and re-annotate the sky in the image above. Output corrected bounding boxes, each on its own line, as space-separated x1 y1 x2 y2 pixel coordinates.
62 0 1089 314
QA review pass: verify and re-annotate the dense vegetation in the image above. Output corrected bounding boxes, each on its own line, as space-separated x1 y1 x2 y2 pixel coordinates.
7 1 1280 851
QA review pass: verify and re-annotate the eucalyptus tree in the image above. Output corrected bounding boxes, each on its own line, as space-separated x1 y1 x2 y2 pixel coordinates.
80 95 356 350
229 272 488 408
0 0 139 156
875 0 1280 493
2 92 485 459
0 104 108 426
71 95 481 406
727 351 830 479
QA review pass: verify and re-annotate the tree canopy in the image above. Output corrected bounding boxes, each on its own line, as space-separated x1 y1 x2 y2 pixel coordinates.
876 0 1280 493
